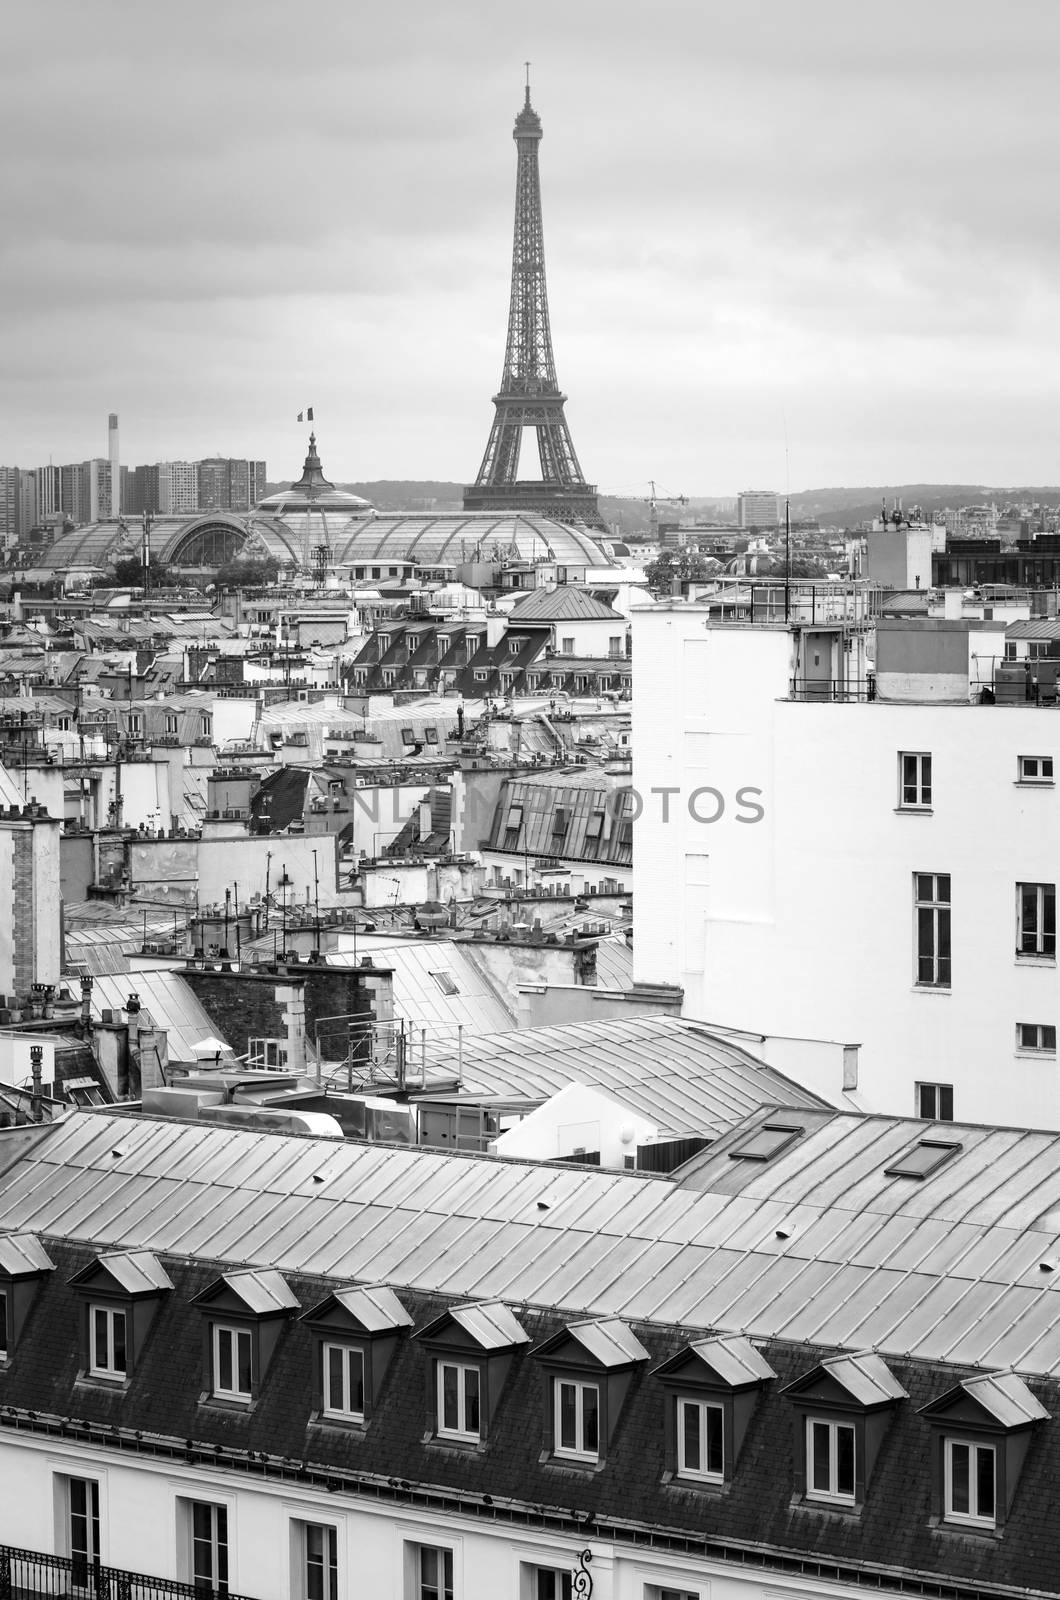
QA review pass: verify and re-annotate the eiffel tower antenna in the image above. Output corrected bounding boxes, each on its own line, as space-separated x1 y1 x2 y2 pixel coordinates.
464 77 606 533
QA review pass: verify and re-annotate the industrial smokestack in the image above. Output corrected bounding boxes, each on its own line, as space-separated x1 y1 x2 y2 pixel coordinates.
108 412 120 518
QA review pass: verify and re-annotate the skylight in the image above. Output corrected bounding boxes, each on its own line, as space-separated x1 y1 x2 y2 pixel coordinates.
884 1139 961 1180
429 971 459 996
728 1123 804 1163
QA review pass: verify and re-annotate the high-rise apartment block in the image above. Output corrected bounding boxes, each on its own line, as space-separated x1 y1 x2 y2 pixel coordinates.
156 461 199 516
0 468 19 548
59 459 111 526
737 489 780 528
197 457 267 512
35 466 60 520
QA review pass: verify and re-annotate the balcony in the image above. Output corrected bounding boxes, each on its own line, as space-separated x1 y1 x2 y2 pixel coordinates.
0 1546 259 1600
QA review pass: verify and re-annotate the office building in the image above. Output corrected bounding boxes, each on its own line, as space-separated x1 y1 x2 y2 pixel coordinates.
737 490 780 528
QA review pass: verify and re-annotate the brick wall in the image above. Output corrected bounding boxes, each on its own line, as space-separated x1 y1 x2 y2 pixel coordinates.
182 965 377 1060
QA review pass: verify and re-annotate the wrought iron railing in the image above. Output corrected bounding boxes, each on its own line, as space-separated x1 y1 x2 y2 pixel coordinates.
0 1546 257 1600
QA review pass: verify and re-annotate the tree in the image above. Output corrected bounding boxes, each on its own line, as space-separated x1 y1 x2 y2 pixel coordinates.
214 558 280 589
107 556 171 588
644 548 723 596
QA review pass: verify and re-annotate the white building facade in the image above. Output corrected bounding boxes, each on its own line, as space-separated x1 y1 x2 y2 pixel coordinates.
633 600 1060 1126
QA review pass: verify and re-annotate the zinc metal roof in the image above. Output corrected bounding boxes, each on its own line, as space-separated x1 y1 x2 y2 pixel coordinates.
448 1300 529 1349
217 1267 300 1315
329 1283 414 1333
0 1231 54 1276
1005 618 1060 640
10 1109 1060 1375
509 587 624 622
681 1335 776 1387
325 942 515 1035
87 971 230 1061
561 1317 650 1367
821 1351 908 1406
958 1370 1050 1426
96 1249 174 1295
433 1016 828 1135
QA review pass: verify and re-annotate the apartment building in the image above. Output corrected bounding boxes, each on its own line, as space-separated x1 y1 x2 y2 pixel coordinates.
632 593 1060 1126
0 1109 1057 1600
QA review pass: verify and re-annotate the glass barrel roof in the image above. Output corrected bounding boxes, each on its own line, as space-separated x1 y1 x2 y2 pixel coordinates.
40 510 613 573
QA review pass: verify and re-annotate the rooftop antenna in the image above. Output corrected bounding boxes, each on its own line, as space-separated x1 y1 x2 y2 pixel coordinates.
525 59 531 104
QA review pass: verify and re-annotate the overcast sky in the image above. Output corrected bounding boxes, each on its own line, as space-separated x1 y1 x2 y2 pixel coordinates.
4 0 1060 496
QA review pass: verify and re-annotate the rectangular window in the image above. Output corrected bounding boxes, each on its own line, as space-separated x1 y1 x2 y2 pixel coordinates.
899 751 932 808
915 872 951 986
409 1546 453 1600
1018 882 1056 958
945 1438 995 1526
806 1418 856 1502
322 1343 364 1421
917 1082 954 1121
1018 755 1054 784
526 1569 573 1600
298 1524 337 1600
561 637 575 654
89 1305 127 1378
676 1397 724 1481
1018 1022 1057 1052
609 636 622 657
437 1360 481 1441
199 716 212 739
646 1590 700 1600
66 1477 100 1586
213 1324 252 1399
164 715 178 736
190 1502 228 1597
554 1378 600 1461
0 1287 7 1358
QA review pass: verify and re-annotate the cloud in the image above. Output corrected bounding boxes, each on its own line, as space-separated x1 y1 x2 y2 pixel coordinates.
3 0 1060 489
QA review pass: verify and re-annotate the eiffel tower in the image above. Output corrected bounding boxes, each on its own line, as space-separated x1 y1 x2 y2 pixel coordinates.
463 77 606 533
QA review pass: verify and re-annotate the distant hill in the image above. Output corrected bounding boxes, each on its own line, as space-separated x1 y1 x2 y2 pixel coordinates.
785 485 1060 526
261 481 1060 536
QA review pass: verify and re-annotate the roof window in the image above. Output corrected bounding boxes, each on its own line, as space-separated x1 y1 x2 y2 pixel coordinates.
728 1123 804 1163
884 1138 961 1179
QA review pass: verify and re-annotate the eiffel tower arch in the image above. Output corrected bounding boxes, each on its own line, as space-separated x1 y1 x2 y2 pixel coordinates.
463 81 607 534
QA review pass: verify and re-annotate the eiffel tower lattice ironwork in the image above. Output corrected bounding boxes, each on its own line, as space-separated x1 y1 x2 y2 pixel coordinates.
463 80 606 533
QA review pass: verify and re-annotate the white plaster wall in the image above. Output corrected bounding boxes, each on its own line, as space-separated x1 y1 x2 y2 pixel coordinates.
491 1082 656 1165
0 1431 869 1600
211 698 261 747
633 603 1060 1127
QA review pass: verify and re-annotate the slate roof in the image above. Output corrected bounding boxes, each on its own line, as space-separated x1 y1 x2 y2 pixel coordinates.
1 1233 1058 1595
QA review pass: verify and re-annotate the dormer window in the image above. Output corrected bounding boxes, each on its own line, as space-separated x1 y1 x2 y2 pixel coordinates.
213 1325 252 1399
438 1361 480 1442
532 1317 649 1469
323 1342 365 1421
0 1232 54 1363
783 1351 907 1512
920 1369 1049 1533
192 1268 299 1408
301 1282 413 1430
654 1334 775 1490
416 1300 528 1449
90 1306 128 1379
69 1249 172 1387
